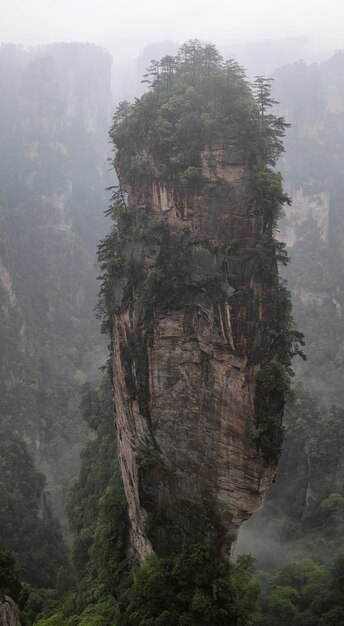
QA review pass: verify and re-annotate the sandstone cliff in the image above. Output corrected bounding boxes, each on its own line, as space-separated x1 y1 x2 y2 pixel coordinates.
0 598 21 626
100 43 300 561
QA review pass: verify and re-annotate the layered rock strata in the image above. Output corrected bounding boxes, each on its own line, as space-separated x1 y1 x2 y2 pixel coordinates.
0 597 21 626
110 135 285 560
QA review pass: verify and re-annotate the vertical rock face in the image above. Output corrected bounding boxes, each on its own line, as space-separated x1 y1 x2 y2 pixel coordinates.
114 147 280 559
0 597 21 626
102 45 297 561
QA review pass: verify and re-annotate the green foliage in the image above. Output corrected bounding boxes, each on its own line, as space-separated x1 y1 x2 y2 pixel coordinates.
246 387 344 570
35 602 117 626
320 493 344 514
137 447 159 469
0 543 22 602
0 432 67 588
258 556 344 625
64 375 128 622
139 227 193 314
252 277 305 463
98 190 195 331
289 396 344 534
79 39 298 626
252 76 290 167
119 545 260 626
179 166 203 188
100 45 297 442
110 39 288 192
40 379 264 626
23 376 125 625
35 614 68 626
257 362 292 396
254 168 290 233
21 586 62 626
253 359 291 463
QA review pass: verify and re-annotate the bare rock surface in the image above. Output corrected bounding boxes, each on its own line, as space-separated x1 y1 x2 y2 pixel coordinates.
0 597 21 626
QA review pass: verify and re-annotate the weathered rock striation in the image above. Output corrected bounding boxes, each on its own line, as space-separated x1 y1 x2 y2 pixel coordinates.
113 153 277 560
101 44 299 561
0 597 21 626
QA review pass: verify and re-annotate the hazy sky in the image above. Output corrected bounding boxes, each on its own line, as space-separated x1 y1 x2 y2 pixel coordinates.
1 0 343 61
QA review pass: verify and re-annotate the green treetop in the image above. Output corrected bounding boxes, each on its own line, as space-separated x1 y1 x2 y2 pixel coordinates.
110 39 290 194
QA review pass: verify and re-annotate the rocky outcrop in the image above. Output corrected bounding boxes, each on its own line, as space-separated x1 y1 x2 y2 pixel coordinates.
102 45 297 563
111 137 286 560
0 597 21 626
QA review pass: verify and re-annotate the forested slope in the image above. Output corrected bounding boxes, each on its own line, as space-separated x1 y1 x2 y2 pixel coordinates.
0 43 112 521
237 52 344 623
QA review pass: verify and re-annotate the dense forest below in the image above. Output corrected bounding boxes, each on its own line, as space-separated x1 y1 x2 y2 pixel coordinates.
1 39 344 626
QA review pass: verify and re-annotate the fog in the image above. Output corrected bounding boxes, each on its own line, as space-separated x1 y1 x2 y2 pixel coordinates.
2 1 344 622
1 0 343 63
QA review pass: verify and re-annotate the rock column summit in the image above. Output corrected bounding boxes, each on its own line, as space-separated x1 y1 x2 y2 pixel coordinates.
99 42 299 561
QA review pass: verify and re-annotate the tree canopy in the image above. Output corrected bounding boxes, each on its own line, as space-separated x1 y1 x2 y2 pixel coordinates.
110 39 289 195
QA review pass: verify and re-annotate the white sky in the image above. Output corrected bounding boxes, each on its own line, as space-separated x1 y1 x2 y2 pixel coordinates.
1 0 343 61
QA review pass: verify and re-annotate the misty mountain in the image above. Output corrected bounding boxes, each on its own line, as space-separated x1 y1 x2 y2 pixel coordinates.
238 50 344 573
1 30 344 626
0 42 112 520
